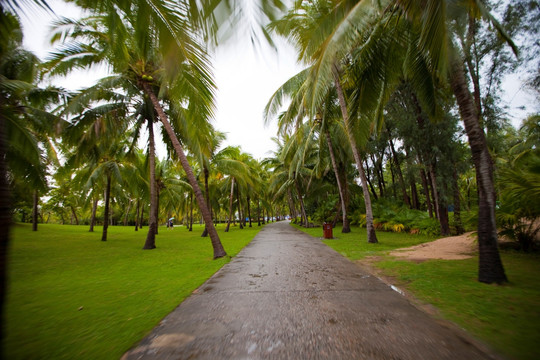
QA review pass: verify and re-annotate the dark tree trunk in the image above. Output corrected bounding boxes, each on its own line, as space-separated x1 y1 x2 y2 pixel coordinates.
325 129 350 232
287 189 295 223
419 165 433 217
32 190 38 231
101 175 111 242
389 162 397 200
134 199 140 231
225 178 235 232
428 164 440 221
333 66 377 243
90 198 98 232
410 179 420 210
294 178 308 227
189 191 193 231
123 200 132 226
70 205 79 225
0 113 12 346
450 54 506 283
247 195 252 227
155 187 160 235
438 200 451 236
236 186 243 229
139 204 144 229
201 166 211 237
257 198 261 226
453 167 465 234
143 82 226 258
144 118 157 250
388 130 411 207
365 159 379 200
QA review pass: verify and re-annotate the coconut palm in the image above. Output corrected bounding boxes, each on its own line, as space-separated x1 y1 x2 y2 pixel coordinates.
45 7 228 257
265 72 353 232
272 0 515 283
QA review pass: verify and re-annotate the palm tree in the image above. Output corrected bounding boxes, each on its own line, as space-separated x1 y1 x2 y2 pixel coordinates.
267 5 378 240
45 7 228 257
272 0 514 283
0 4 57 344
265 74 353 232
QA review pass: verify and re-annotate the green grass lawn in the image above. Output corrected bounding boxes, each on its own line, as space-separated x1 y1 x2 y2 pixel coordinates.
294 223 540 360
4 222 263 360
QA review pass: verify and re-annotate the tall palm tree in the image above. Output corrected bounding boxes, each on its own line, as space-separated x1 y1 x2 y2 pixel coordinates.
0 4 57 345
273 0 514 283
45 8 228 257
265 73 353 232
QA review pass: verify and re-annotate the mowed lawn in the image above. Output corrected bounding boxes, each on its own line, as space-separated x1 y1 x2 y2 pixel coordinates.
294 223 540 360
5 222 263 359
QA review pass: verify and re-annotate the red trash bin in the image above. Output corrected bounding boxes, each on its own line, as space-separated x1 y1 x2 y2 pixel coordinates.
323 223 333 239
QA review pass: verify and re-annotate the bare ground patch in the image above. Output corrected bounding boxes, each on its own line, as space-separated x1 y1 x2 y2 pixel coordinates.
389 232 477 261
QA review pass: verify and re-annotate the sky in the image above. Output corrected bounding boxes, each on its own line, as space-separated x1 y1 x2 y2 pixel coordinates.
19 0 303 160
19 1 537 161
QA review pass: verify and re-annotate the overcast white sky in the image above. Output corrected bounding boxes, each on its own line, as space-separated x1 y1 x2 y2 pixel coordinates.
19 1 536 161
19 0 303 160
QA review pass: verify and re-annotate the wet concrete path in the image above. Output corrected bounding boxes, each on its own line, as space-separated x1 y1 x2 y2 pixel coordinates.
123 221 498 359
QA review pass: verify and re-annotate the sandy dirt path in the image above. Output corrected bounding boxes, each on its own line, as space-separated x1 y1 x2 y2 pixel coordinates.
389 232 477 261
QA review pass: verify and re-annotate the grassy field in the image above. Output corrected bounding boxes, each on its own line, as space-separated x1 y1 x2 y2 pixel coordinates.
294 223 540 360
4 222 263 359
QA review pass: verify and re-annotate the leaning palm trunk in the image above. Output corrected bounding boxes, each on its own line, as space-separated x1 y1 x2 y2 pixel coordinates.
247 195 252 227
332 67 378 243
142 83 226 258
325 129 351 233
102 174 111 242
225 177 235 232
449 55 506 284
201 166 210 237
189 192 193 231
89 198 98 232
144 118 157 249
32 190 38 231
294 179 309 227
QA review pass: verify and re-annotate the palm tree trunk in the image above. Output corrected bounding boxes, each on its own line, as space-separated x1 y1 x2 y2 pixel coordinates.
32 190 38 231
144 118 157 249
70 206 79 225
102 175 111 242
0 114 12 345
189 191 193 231
325 129 350 233
90 198 98 232
139 204 144 229
236 186 244 229
429 164 441 221
449 55 506 284
287 189 296 223
155 187 160 235
333 66 377 243
453 167 465 234
294 179 308 227
225 177 235 232
418 161 433 217
134 199 140 231
388 132 411 207
257 198 261 226
201 166 211 237
143 83 226 258
123 199 132 226
247 195 252 227
364 159 379 200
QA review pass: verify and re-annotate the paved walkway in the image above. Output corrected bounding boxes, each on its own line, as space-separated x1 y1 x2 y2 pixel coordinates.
123 221 499 360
